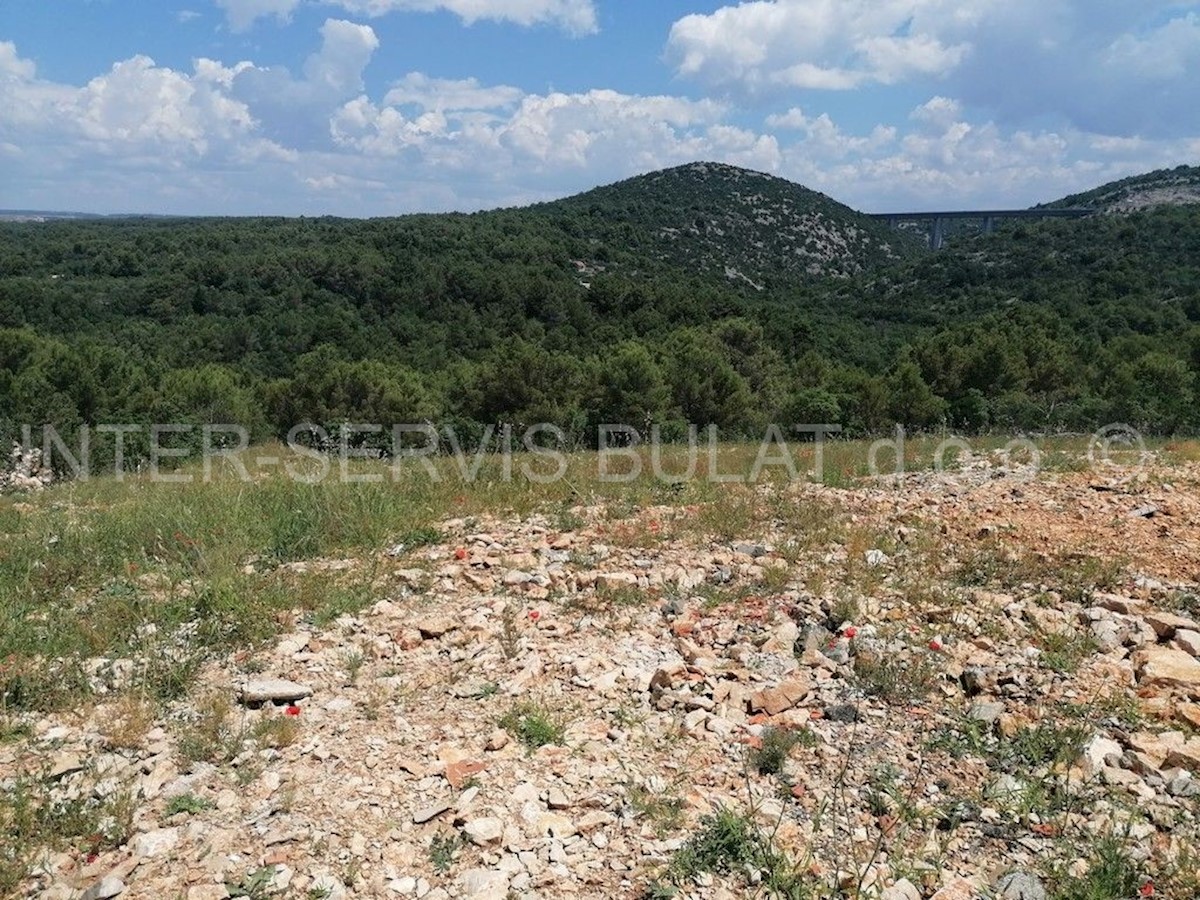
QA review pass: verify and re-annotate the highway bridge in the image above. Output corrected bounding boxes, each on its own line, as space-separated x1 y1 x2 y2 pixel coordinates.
868 208 1093 249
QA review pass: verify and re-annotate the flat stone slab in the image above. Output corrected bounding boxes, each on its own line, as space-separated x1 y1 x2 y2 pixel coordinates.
238 679 313 705
413 801 454 824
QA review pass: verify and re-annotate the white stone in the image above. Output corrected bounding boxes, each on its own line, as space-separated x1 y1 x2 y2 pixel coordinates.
459 868 508 899
132 827 180 859
464 818 504 846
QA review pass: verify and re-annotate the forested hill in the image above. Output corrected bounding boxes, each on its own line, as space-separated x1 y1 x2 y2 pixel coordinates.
539 162 919 284
1 163 1200 465
1044 164 1200 212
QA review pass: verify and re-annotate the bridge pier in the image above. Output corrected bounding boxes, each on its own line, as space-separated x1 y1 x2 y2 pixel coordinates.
932 217 946 250
868 208 1091 250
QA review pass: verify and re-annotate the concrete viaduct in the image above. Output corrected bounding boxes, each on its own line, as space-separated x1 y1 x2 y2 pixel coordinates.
868 208 1093 250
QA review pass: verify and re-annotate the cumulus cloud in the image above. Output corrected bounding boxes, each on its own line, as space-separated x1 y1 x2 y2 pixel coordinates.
776 97 1195 210
669 1 1200 139
215 0 598 33
666 0 972 92
331 86 737 176
2 4 1196 218
910 95 963 129
0 41 37 81
0 42 258 156
1104 12 1200 79
302 18 380 94
228 18 379 148
383 72 524 111
942 2 1200 137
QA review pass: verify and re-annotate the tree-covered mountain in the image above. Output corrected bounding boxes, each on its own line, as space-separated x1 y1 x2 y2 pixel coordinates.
1044 164 1200 212
540 162 922 284
1 162 1198 467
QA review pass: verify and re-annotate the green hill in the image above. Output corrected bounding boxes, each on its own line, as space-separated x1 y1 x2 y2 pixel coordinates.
541 162 921 284
1044 164 1200 212
1 163 1199 466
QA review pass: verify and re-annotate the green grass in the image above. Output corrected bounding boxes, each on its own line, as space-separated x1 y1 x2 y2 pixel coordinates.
429 831 464 874
498 701 567 750
1 776 136 896
1037 629 1100 674
1047 837 1145 900
852 648 938 705
165 793 216 816
749 726 814 776
954 542 1126 601
660 806 815 898
0 434 1137 719
627 783 687 837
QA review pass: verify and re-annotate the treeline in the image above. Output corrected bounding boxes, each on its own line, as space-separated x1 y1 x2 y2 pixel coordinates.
2 190 1199 469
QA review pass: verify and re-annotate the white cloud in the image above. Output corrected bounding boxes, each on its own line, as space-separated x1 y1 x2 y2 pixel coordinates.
2 9 1196 218
0 43 256 156
775 97 1195 211
215 0 301 32
859 32 969 82
302 18 379 94
215 0 598 34
910 95 962 129
383 72 523 111
1104 12 1200 80
331 86 732 174
227 19 380 147
666 0 972 93
75 56 254 153
765 107 809 130
666 1 1200 139
0 41 37 81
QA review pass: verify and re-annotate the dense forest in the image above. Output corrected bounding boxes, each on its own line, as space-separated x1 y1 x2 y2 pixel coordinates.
2 162 1199 466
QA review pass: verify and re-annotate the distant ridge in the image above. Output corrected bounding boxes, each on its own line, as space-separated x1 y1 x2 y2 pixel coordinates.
1043 164 1200 212
0 210 181 222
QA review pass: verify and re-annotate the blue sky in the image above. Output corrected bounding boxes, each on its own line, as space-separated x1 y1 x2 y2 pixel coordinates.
1 0 1197 215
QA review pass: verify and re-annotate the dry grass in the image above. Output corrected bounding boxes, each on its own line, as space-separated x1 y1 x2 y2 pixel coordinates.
99 694 157 751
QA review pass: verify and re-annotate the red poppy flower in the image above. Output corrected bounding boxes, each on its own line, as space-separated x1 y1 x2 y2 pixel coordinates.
454 548 468 561
1140 883 1155 897
529 610 541 622
928 639 943 651
843 626 858 639
285 705 301 717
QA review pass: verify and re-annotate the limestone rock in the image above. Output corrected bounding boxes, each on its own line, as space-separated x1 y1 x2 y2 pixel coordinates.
459 868 508 899
238 679 313 705
81 877 125 900
996 871 1048 900
413 801 454 824
1134 647 1200 695
464 818 504 846
881 879 922 900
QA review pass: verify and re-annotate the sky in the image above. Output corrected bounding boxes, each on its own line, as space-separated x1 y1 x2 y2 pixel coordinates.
1 0 1198 216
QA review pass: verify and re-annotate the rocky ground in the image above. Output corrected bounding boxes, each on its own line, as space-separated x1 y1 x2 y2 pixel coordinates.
4 452 1200 899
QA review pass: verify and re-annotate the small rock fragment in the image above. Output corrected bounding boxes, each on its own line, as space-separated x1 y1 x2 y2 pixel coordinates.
238 679 313 705
464 818 504 846
824 704 859 723
81 877 125 900
413 801 454 824
996 871 1048 900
